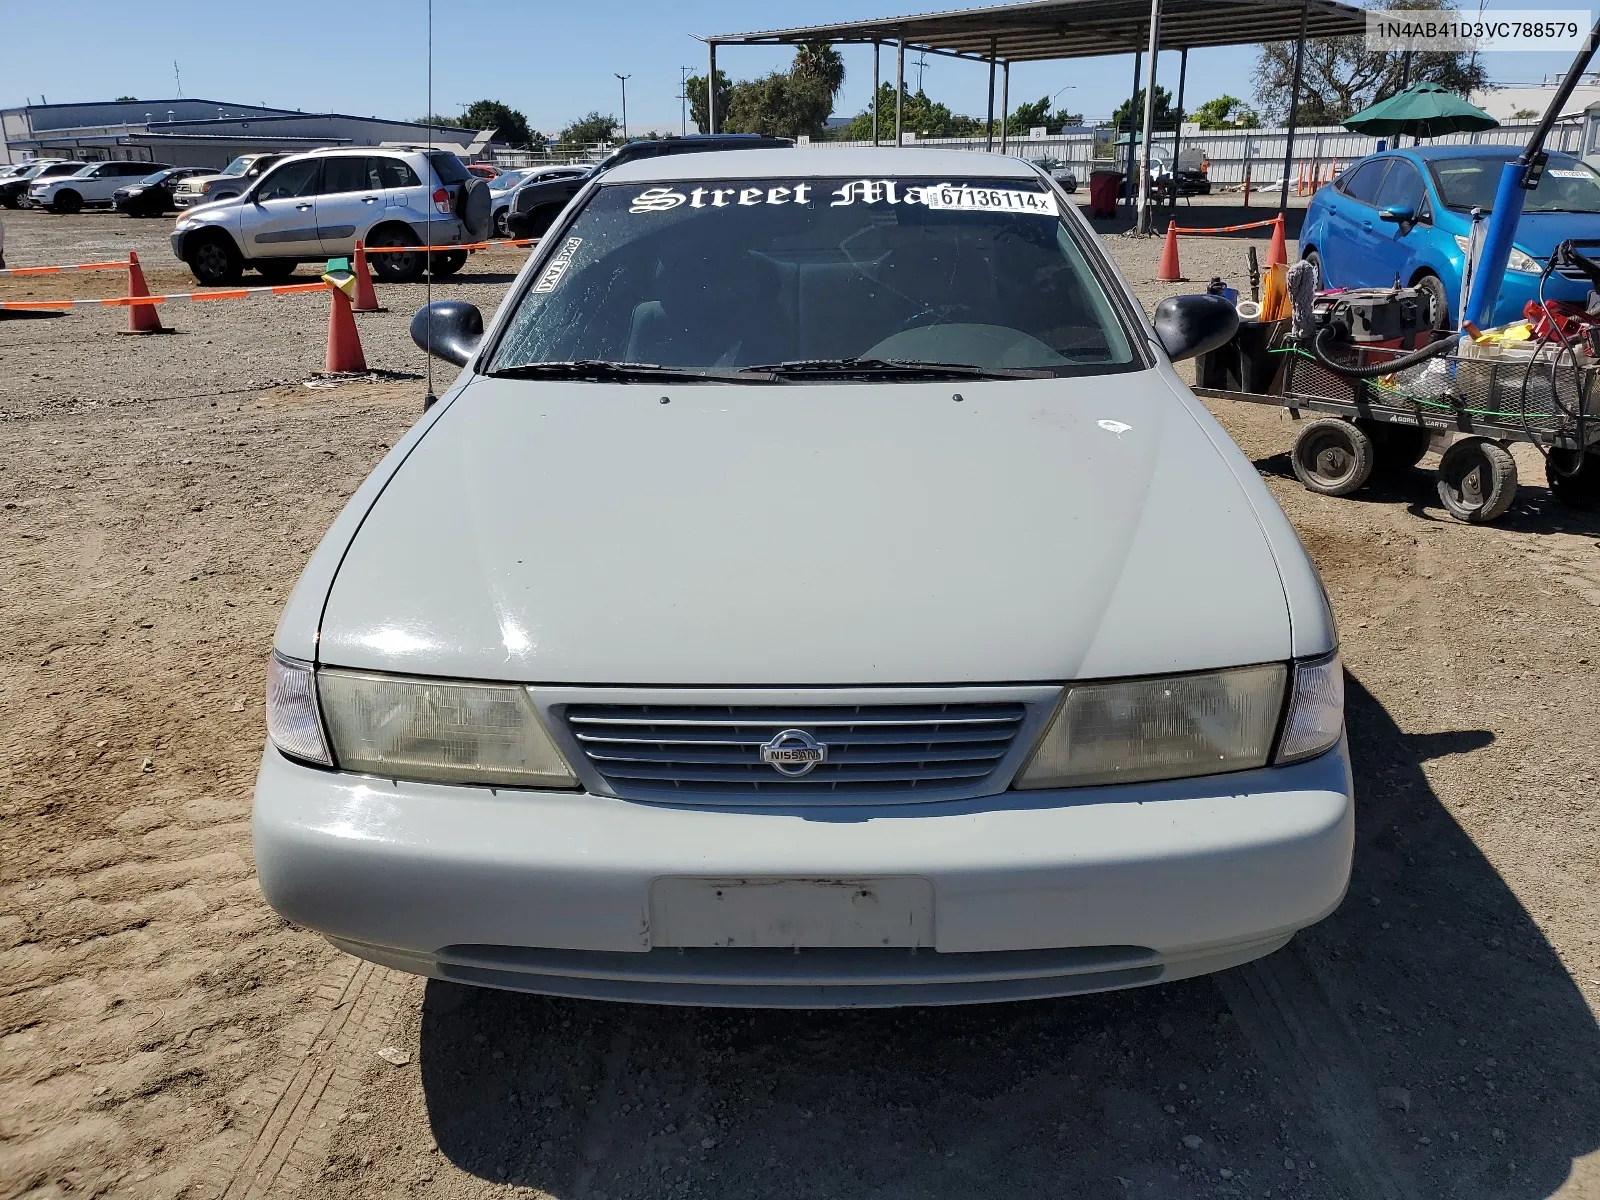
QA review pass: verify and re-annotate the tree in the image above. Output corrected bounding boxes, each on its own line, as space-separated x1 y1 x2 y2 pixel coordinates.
459 99 537 149
724 71 835 139
793 43 845 97
838 84 983 140
415 112 465 127
690 46 844 139
1005 96 1084 136
1111 86 1177 134
1510 106 1540 120
1252 0 1486 124
685 70 733 134
559 111 620 145
116 95 137 102
1192 95 1261 130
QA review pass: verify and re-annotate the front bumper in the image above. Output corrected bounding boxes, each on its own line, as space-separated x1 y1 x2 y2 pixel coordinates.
254 738 1354 1007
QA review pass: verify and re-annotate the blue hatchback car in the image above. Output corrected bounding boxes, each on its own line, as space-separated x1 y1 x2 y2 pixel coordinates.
1301 144 1600 328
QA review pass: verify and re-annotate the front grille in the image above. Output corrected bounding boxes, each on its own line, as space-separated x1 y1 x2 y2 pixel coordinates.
565 701 1029 799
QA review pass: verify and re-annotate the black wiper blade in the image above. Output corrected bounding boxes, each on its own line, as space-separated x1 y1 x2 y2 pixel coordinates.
739 357 1054 379
488 360 754 382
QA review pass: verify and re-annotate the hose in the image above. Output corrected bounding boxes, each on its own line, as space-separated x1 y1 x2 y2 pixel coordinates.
1310 322 1456 378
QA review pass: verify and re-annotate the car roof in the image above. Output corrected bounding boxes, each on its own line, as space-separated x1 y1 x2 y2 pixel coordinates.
602 147 1043 184
308 146 417 157
1383 143 1574 162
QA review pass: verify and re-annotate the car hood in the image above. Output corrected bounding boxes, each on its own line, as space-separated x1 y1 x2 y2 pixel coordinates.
1434 207 1600 258
1503 210 1600 259
317 373 1292 685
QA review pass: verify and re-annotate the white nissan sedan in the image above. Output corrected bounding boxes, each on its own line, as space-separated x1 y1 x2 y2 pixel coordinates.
254 148 1352 1008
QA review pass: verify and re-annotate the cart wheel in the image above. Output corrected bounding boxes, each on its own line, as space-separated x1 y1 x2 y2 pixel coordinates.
1361 420 1431 479
1291 418 1376 496
1546 447 1600 511
1437 437 1518 522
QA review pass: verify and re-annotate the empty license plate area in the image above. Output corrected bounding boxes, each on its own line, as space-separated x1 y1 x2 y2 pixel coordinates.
648 877 935 948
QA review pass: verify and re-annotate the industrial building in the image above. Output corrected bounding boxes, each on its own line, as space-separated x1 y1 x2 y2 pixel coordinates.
0 98 489 167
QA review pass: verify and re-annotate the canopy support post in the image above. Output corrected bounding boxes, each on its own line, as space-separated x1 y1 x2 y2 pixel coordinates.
986 37 998 151
1136 0 1163 234
1170 47 1188 209
1000 59 1011 154
1279 0 1309 213
1124 49 1142 203
896 39 905 146
872 41 881 145
706 41 718 134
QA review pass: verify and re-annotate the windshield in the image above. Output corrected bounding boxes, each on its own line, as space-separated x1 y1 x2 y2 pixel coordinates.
140 170 170 185
219 157 254 176
1428 154 1600 214
491 169 527 190
489 175 1137 379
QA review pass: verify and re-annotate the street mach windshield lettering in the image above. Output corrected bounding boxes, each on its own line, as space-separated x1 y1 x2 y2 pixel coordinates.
627 179 1059 215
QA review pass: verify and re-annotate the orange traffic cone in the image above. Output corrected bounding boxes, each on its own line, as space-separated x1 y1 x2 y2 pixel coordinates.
1266 213 1288 269
122 251 168 335
351 239 383 312
1157 220 1184 282
325 284 367 373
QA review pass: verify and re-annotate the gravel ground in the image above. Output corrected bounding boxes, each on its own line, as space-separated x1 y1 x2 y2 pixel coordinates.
3 201 1600 1200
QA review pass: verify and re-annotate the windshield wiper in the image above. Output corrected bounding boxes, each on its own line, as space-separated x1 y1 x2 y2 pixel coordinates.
487 360 767 382
738 357 1055 380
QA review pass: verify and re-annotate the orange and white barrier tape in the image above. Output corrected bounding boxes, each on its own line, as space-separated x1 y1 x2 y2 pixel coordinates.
0 259 133 277
1171 218 1279 235
362 236 539 253
0 281 330 311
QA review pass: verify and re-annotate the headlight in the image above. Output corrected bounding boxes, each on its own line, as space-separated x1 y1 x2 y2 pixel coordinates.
1275 651 1345 762
1016 663 1288 789
1454 234 1542 274
317 668 578 788
266 653 332 765
1506 247 1542 274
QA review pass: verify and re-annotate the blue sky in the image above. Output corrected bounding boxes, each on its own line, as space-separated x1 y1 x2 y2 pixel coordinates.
3 1 1588 134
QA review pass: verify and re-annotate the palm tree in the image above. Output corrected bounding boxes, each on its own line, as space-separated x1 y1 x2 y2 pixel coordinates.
793 43 845 98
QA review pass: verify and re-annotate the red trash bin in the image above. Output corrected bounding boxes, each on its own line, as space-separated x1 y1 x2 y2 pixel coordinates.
1088 170 1124 220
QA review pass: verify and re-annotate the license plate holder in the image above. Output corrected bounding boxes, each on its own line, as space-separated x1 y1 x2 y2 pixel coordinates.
649 877 934 949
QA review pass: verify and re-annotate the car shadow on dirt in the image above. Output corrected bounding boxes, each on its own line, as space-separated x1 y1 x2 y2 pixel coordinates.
412 675 1600 1199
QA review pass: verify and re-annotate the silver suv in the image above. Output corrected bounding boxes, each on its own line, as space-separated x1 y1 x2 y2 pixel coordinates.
170 147 491 285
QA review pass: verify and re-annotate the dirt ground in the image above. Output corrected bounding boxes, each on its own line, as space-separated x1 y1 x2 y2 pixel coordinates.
3 201 1600 1200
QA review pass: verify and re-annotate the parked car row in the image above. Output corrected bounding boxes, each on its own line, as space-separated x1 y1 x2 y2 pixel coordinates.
0 159 88 208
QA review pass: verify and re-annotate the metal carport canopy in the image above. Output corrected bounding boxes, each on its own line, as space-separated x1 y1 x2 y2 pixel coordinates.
705 0 1365 63
704 0 1367 233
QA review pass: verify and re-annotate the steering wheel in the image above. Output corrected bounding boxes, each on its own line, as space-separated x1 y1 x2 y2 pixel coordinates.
900 302 981 331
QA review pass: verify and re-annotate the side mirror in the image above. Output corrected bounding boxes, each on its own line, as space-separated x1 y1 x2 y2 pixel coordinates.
1378 204 1415 226
410 300 483 367
1152 292 1240 362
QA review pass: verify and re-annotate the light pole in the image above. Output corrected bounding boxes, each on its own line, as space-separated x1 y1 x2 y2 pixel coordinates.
679 66 692 136
616 73 631 141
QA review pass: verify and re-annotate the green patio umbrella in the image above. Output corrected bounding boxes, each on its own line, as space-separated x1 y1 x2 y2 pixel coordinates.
1342 81 1499 140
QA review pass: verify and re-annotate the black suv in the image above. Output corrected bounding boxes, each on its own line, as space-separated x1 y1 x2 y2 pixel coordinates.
504 134 792 239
